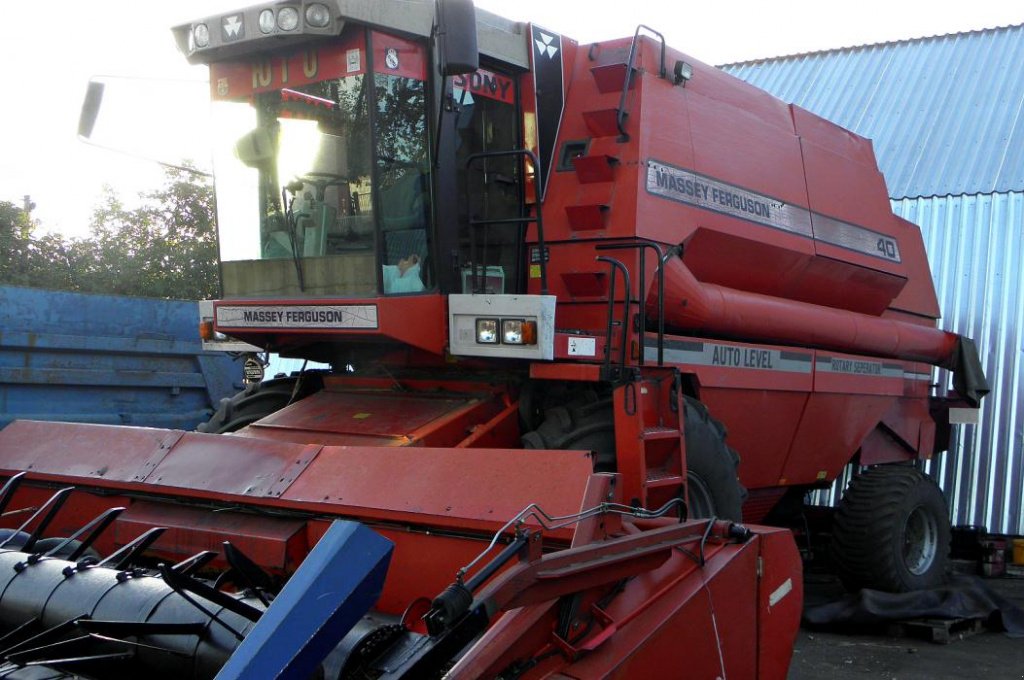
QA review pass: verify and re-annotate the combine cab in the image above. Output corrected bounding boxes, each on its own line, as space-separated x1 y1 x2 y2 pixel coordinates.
0 0 988 676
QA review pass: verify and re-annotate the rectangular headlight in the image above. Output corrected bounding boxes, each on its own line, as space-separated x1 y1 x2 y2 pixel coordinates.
502 319 525 344
476 318 499 344
502 319 537 345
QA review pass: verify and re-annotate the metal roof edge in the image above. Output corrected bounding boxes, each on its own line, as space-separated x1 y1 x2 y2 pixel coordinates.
716 22 1024 69
891 189 1024 202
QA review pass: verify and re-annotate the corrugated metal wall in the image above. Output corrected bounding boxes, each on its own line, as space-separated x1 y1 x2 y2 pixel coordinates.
896 193 1024 534
812 193 1024 534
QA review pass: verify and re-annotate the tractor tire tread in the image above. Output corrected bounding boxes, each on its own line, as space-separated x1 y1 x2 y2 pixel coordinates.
831 465 950 593
198 374 323 434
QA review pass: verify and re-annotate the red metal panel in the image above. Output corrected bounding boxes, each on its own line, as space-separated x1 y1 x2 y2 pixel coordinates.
529 362 602 382
143 431 314 497
685 90 808 221
552 334 606 362
565 204 608 231
252 389 480 437
779 394 895 485
572 154 618 184
861 396 935 465
792 106 904 273
757 528 804 680
0 421 183 482
213 294 448 356
280 446 596 535
113 502 307 571
887 217 942 318
455 402 520 449
370 527 506 615
0 423 596 538
557 540 760 679
813 352 905 397
590 63 634 95
239 388 506 449
701 388 808 493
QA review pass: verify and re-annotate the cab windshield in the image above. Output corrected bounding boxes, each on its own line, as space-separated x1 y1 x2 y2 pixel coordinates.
210 28 432 298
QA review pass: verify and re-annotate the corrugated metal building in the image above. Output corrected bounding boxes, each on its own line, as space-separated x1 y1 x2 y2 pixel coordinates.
721 25 1024 534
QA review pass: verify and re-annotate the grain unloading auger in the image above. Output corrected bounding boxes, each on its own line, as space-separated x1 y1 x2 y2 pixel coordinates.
0 432 800 679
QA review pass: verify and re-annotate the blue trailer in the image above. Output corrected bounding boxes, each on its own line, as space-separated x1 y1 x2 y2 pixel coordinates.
0 285 242 430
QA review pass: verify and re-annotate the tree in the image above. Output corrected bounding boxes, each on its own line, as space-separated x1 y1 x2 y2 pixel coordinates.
0 167 219 300
0 202 71 289
81 167 219 299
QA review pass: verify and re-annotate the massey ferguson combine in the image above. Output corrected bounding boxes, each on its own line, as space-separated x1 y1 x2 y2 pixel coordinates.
0 0 988 677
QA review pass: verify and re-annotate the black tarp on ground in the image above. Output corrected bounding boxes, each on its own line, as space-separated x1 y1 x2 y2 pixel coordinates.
804 575 1024 638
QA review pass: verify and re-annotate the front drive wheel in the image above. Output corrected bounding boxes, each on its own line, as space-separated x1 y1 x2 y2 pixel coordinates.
198 373 324 434
521 393 745 522
831 465 951 592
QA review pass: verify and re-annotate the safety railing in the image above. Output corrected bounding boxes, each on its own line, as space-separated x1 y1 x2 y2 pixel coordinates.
596 241 673 367
616 25 667 141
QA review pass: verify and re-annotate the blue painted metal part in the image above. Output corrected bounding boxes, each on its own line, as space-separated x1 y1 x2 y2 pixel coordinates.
215 520 394 680
0 285 242 430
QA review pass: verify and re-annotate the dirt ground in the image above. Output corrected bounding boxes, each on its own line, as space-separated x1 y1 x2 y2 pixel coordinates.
788 576 1024 679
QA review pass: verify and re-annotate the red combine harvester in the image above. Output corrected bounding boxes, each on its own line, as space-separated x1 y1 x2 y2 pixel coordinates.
0 0 987 677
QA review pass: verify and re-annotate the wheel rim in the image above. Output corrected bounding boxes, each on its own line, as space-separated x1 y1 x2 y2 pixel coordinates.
687 473 716 518
903 504 939 575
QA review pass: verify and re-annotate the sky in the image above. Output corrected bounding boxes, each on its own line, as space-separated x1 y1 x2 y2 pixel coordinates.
2 0 1021 237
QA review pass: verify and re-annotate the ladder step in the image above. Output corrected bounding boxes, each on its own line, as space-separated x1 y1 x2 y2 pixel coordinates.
560 271 608 297
572 154 619 184
565 204 608 231
641 426 680 441
646 471 684 488
590 63 636 94
582 109 621 138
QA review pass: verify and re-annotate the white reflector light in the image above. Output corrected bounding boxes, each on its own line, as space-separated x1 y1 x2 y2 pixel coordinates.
193 23 210 48
305 3 331 28
278 7 300 31
258 9 276 33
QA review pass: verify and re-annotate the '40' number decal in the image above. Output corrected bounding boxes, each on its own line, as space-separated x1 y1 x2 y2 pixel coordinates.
876 237 899 261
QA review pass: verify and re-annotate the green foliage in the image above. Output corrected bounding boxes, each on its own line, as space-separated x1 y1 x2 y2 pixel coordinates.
0 201 72 290
0 167 219 300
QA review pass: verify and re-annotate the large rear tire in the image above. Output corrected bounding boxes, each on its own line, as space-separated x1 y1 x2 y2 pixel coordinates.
681 396 745 521
198 374 323 434
521 391 745 521
831 465 951 592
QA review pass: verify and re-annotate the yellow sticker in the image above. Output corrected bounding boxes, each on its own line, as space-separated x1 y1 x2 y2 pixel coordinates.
353 412 372 420
816 470 828 480
529 264 541 279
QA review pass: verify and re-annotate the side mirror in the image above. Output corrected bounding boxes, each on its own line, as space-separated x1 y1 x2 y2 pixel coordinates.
234 127 277 168
76 76 213 175
437 0 479 76
78 81 105 139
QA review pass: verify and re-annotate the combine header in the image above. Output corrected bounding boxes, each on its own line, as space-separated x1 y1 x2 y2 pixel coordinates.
0 0 988 676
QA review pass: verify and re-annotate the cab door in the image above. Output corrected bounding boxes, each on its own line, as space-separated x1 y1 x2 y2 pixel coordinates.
452 66 525 294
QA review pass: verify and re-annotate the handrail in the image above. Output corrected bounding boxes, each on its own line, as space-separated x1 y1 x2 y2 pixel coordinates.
616 25 668 141
596 240 666 366
596 256 631 373
464 149 548 295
